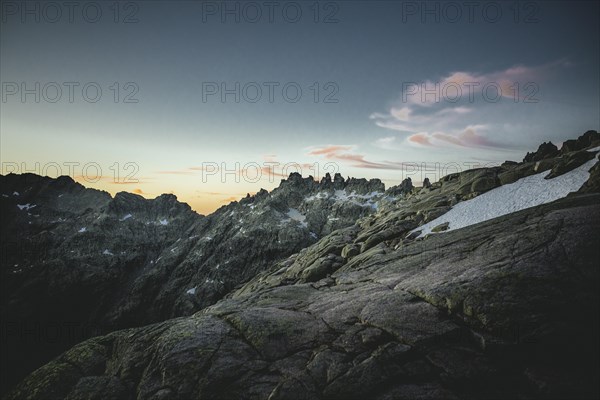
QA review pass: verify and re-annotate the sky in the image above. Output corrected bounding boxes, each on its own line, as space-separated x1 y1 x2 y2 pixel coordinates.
1 0 599 214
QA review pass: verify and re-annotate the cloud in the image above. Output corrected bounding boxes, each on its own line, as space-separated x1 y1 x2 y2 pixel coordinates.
156 170 196 175
402 59 569 106
390 107 412 121
308 145 354 157
374 136 397 148
132 188 144 194
405 125 502 149
371 60 571 150
308 145 417 170
408 133 432 146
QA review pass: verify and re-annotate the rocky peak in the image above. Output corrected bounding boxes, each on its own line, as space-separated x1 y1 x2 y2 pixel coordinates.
523 141 559 162
332 172 344 182
385 177 414 197
560 130 600 154
320 172 332 185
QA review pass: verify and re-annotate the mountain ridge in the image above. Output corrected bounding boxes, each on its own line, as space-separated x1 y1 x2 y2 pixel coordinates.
1 130 599 398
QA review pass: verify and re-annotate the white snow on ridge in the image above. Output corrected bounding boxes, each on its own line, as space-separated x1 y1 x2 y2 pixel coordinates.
17 203 36 211
587 146 600 152
305 190 380 208
414 157 598 237
285 208 308 228
120 214 133 221
334 190 380 209
305 192 331 201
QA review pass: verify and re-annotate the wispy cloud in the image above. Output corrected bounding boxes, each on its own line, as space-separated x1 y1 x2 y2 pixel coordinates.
156 170 197 175
371 60 571 150
307 145 428 171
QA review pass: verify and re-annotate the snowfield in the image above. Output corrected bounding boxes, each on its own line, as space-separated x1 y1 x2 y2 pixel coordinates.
414 157 598 237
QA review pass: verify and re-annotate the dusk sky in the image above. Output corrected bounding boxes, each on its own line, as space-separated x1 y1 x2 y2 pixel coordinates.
1 0 599 214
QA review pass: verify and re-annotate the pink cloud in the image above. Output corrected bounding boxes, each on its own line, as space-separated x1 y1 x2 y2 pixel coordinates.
408 133 433 146
308 145 354 157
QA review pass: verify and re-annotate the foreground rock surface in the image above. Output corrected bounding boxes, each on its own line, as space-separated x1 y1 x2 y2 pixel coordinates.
7 194 599 400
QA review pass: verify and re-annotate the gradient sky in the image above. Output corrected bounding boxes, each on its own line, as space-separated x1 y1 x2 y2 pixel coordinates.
1 0 599 214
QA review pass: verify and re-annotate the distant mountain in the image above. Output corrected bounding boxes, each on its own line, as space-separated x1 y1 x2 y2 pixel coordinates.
2 130 600 399
0 170 386 394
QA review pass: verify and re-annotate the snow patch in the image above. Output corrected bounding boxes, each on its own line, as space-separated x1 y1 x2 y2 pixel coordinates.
587 146 600 152
186 287 196 295
17 203 36 211
305 192 330 201
333 190 380 209
120 214 133 221
13 192 19 196
102 249 114 256
285 208 308 228
159 218 169 225
413 157 598 237
78 227 87 233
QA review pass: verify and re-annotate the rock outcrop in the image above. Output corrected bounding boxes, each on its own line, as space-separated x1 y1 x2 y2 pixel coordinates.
560 129 600 154
523 141 559 162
